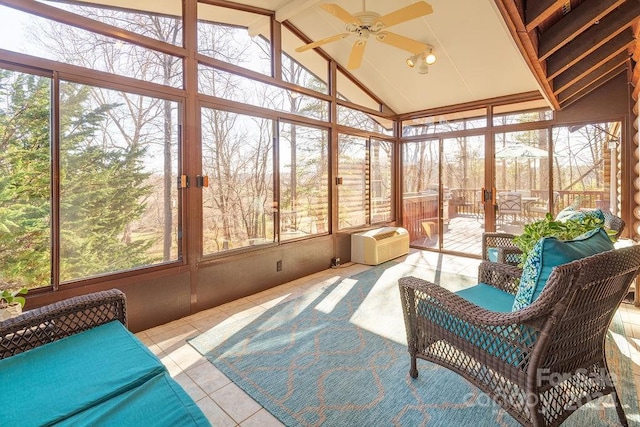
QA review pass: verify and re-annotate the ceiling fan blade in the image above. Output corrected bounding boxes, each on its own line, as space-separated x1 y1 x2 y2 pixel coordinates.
296 33 350 52
320 4 361 25
376 31 428 54
375 1 433 28
347 40 367 70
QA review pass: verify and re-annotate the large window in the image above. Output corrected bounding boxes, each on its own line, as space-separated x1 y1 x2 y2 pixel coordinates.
59 82 180 282
552 122 621 214
0 66 181 289
0 5 183 88
202 109 275 253
338 134 394 229
279 123 329 240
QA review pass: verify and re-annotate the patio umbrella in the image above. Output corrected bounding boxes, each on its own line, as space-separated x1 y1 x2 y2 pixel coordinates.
495 143 549 159
495 143 548 189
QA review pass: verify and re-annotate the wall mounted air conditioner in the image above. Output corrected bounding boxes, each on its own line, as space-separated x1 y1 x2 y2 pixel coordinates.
351 227 410 266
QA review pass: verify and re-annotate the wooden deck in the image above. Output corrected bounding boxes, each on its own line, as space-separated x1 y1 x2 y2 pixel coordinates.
410 213 524 257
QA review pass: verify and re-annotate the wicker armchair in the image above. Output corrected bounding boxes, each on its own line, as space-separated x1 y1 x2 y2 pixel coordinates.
399 245 640 427
0 289 126 359
482 211 626 266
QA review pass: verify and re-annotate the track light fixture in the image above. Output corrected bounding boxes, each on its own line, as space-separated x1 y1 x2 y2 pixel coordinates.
406 45 436 73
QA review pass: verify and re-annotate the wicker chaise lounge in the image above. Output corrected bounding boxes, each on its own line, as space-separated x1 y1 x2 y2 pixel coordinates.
0 289 210 426
399 244 640 426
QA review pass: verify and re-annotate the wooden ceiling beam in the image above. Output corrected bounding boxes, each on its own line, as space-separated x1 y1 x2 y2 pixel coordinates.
538 0 624 61
546 0 640 79
556 52 629 100
559 64 628 108
525 0 566 32
494 0 560 110
553 29 635 93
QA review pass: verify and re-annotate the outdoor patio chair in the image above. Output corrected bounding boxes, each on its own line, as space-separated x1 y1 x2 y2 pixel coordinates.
497 192 522 224
398 243 640 426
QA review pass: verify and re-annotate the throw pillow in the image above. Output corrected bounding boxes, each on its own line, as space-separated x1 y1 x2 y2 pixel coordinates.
512 227 613 311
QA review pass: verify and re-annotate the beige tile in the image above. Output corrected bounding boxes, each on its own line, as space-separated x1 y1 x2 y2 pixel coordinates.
149 323 200 352
210 382 262 423
186 360 232 395
167 342 208 371
144 317 190 338
240 408 284 427
188 311 232 333
174 371 207 402
196 396 237 427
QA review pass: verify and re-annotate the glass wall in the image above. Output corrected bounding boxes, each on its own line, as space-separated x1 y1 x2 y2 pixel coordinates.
552 122 621 214
201 109 275 253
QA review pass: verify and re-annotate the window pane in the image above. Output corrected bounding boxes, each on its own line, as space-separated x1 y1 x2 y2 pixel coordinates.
0 68 52 290
59 82 180 282
37 0 184 46
336 70 380 110
402 139 439 246
493 100 552 126
338 134 368 229
198 4 272 76
281 26 328 94
402 108 487 136
279 123 329 240
552 123 619 213
337 105 394 136
199 65 329 121
370 139 393 223
202 109 275 253
493 108 553 126
0 6 183 88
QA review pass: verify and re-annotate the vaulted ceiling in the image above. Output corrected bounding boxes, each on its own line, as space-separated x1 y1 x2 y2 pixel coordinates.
495 0 640 109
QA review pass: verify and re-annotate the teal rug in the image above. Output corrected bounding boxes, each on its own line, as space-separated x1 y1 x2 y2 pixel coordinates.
189 261 639 426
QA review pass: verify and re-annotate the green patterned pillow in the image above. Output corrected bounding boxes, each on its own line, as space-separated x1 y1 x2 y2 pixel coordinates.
512 228 614 311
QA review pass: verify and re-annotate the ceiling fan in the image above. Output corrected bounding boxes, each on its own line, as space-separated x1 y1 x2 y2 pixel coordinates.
296 1 433 70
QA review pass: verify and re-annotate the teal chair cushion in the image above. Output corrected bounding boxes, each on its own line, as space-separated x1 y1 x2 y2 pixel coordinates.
512 227 613 311
455 283 514 312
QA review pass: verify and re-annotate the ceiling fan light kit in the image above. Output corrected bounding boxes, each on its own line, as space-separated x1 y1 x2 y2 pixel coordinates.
406 45 436 74
296 1 434 70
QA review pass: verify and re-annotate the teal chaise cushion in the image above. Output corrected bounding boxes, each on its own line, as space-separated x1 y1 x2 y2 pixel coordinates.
0 320 209 426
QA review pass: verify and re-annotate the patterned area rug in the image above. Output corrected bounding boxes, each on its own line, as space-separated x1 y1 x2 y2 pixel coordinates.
189 261 639 426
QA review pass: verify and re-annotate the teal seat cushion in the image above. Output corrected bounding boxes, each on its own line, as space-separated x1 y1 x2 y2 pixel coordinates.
455 283 514 312
56 372 210 426
452 284 525 365
512 227 614 311
0 320 167 427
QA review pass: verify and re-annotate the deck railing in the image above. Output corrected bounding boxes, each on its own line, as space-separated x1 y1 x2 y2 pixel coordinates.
404 189 608 242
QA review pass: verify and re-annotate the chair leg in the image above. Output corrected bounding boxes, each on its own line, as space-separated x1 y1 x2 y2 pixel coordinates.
410 356 418 378
612 390 628 427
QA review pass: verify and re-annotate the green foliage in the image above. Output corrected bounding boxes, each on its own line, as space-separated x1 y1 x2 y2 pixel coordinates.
0 70 155 287
0 287 27 308
512 213 614 266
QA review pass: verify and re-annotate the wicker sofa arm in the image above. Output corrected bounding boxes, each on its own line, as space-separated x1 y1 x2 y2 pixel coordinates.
477 261 522 295
0 289 126 359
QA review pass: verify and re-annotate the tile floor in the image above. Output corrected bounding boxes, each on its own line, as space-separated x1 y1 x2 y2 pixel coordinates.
135 250 640 426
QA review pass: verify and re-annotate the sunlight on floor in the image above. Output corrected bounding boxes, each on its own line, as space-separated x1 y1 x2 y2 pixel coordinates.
136 251 640 426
